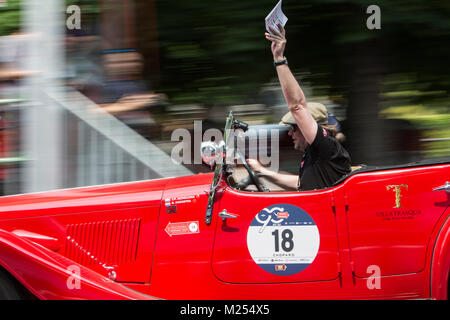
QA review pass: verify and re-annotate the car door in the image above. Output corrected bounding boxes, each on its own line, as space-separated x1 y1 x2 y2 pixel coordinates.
343 163 450 277
211 186 340 284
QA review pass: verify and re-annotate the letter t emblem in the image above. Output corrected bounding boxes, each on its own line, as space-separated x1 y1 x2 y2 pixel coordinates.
386 184 408 208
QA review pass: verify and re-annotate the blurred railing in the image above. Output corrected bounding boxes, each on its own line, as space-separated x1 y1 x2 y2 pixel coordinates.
1 89 192 195
0 98 25 195
50 89 192 189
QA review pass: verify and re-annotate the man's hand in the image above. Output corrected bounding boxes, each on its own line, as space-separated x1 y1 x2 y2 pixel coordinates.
248 158 298 190
247 158 273 178
265 23 287 61
247 158 265 174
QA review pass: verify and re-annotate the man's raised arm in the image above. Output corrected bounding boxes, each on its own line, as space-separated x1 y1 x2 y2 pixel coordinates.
265 24 318 145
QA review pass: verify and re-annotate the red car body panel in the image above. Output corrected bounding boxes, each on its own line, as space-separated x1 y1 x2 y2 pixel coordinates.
344 166 448 277
0 161 448 299
211 187 340 284
0 229 154 300
430 210 450 300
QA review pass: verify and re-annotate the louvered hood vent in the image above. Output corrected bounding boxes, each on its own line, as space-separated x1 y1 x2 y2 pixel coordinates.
64 219 141 266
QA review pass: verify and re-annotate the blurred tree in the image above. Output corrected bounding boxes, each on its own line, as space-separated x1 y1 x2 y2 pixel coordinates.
303 0 450 165
148 0 278 105
144 0 450 164
0 0 100 36
134 0 160 88
0 0 21 36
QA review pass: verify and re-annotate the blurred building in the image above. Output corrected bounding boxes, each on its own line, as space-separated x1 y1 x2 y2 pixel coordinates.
0 0 190 196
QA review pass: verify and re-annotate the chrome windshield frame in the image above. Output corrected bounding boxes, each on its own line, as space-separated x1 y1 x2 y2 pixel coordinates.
204 111 234 225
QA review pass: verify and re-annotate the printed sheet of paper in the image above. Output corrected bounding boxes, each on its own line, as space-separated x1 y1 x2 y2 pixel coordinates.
265 0 288 34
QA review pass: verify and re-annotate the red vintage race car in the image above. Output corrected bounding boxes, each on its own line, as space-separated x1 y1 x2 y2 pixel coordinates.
0 112 449 300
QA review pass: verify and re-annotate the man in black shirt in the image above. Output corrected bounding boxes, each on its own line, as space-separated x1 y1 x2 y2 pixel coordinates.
247 24 351 191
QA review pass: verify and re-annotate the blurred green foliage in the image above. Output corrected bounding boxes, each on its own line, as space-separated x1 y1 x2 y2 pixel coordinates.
0 0 21 36
0 0 99 36
154 0 277 105
153 0 450 105
66 0 99 14
151 0 450 161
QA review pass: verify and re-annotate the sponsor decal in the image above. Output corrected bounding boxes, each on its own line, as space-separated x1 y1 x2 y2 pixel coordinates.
276 211 289 219
247 204 320 276
377 184 421 221
166 205 177 214
386 184 408 208
165 221 200 237
164 195 199 213
165 195 199 206
375 209 422 221
275 264 287 271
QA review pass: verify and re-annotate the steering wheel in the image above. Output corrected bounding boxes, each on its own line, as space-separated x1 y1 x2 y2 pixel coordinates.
235 150 267 192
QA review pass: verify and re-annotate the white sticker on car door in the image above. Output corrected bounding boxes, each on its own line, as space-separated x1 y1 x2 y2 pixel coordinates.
246 203 320 276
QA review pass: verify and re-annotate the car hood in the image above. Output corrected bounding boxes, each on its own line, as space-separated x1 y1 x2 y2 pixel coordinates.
0 173 214 221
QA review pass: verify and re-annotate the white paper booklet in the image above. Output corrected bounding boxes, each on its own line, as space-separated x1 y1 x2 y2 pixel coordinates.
265 0 288 34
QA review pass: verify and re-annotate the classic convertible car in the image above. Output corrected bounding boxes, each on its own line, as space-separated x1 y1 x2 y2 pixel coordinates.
0 112 449 300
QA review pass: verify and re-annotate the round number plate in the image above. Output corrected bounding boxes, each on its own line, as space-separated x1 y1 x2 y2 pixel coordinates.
246 203 320 276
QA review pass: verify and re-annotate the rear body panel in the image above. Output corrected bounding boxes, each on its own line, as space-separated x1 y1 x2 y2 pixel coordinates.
343 164 448 277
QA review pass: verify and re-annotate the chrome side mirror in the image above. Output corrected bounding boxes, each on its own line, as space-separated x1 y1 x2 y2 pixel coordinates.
201 140 225 169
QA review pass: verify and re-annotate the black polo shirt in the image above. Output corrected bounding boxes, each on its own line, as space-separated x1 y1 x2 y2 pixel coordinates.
298 124 351 191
